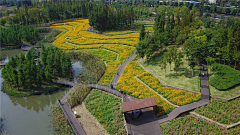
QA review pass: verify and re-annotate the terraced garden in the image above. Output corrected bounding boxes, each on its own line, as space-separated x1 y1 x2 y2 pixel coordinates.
160 115 240 135
84 89 126 135
49 19 239 134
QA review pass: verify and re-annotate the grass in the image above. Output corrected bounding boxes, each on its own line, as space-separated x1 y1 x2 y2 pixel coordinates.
84 89 127 135
207 65 240 99
160 115 240 135
1 81 62 97
194 98 240 125
139 49 201 93
50 104 74 135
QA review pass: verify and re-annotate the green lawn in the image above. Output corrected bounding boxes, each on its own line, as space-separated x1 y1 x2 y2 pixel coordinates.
207 66 240 99
139 49 201 93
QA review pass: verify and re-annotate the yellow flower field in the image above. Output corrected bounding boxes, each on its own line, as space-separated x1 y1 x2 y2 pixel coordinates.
116 60 176 116
49 19 202 116
137 72 201 106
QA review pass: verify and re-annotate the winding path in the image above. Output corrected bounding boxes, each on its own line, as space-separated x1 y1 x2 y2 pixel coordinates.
157 64 210 124
54 50 210 135
54 53 137 135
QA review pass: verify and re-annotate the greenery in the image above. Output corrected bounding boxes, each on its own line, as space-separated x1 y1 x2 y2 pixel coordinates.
67 85 91 108
210 63 240 90
194 98 240 125
0 1 92 25
84 89 127 135
1 46 72 95
36 28 62 46
160 115 240 135
50 104 74 135
89 3 134 31
0 24 39 47
68 51 106 84
1 81 62 97
139 49 201 93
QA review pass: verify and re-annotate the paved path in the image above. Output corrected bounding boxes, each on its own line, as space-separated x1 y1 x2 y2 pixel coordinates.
111 54 137 88
157 64 210 124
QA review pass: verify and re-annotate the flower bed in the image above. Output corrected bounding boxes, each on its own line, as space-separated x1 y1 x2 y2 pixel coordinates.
194 98 240 125
160 115 240 134
137 72 201 106
116 60 176 116
50 20 139 47
84 89 127 135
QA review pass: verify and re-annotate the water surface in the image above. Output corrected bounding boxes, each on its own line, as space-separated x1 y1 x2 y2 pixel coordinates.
0 49 84 135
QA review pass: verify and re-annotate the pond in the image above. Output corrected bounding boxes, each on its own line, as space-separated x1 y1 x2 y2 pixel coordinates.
0 49 84 135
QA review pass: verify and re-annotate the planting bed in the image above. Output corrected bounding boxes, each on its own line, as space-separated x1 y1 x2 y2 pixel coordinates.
137 72 201 106
160 115 240 135
84 89 126 135
116 59 176 116
194 98 240 125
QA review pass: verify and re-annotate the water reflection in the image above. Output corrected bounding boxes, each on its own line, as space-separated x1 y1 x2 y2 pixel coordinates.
0 50 84 135
7 87 71 113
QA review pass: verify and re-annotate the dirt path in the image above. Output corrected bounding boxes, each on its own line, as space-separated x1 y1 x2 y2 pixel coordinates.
72 104 108 135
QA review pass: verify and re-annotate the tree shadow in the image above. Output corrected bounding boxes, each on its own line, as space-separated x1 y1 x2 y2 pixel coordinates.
166 68 195 79
146 50 167 66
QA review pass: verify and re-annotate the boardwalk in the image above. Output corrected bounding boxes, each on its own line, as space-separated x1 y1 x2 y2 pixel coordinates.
54 52 211 135
157 64 210 124
52 80 86 135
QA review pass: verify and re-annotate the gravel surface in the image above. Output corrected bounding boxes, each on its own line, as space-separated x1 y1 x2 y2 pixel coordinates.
72 104 107 135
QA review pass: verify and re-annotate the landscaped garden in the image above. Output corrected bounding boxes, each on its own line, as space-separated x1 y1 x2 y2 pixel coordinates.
47 16 240 134
160 115 240 135
84 89 126 135
194 98 240 125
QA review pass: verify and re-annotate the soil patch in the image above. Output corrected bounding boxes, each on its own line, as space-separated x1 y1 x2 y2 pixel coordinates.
72 104 107 135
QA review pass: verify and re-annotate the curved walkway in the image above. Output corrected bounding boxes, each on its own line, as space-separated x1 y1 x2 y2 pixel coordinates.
54 52 210 135
54 53 137 135
157 64 210 124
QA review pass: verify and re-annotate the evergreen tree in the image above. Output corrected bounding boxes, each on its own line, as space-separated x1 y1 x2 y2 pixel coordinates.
139 25 146 41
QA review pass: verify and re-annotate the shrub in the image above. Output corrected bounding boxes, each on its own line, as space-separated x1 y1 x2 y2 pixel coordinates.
67 85 91 108
50 104 74 135
210 63 240 90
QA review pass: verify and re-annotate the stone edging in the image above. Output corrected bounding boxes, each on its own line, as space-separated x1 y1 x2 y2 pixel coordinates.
82 102 110 135
210 95 240 102
134 76 179 107
190 112 240 129
137 58 200 95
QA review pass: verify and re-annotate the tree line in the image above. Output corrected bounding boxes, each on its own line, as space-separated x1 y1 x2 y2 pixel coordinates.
1 46 72 90
89 3 135 31
0 1 93 26
137 5 240 75
0 25 39 47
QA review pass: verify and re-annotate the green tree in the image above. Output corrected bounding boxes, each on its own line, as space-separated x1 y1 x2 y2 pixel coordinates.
139 25 146 41
173 51 184 75
159 58 167 77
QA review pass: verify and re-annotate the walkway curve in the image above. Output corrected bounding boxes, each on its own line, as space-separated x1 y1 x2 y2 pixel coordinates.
53 53 137 135
157 64 210 124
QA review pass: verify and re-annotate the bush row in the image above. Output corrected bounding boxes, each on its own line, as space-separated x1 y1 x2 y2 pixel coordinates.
67 85 91 108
